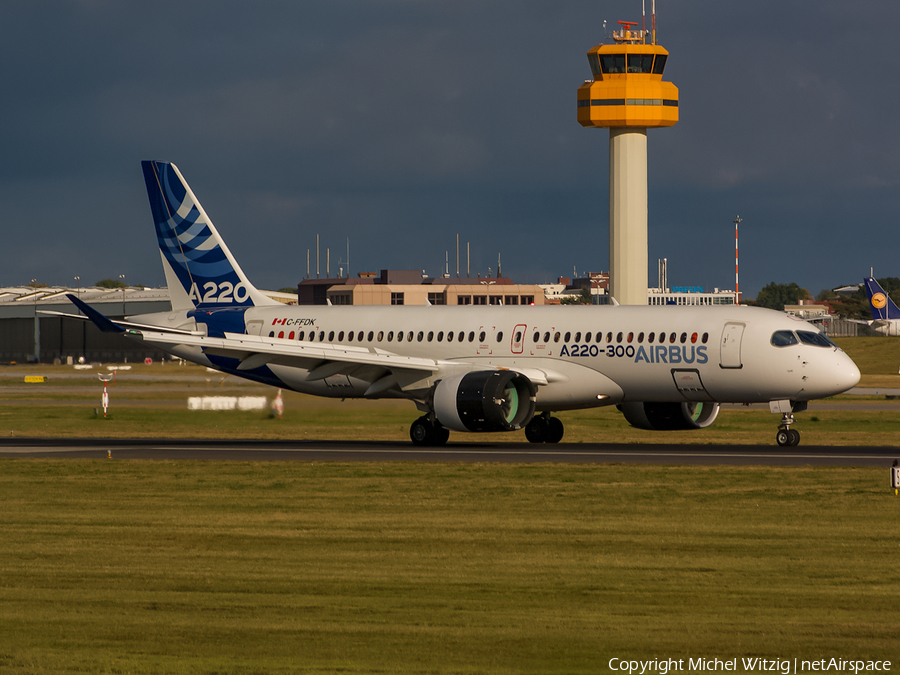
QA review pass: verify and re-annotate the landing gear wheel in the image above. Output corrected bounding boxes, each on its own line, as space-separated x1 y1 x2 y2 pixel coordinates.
776 427 801 447
546 417 564 444
410 416 435 447
433 425 450 446
525 416 548 443
410 416 449 447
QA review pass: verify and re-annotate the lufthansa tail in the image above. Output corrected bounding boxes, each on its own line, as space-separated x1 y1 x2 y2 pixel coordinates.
142 161 277 311
863 277 900 322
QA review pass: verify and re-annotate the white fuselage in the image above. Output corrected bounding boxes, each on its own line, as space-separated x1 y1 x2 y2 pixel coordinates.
142 304 860 410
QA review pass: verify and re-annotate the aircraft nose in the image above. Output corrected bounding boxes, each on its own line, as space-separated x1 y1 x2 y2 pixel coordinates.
832 353 861 395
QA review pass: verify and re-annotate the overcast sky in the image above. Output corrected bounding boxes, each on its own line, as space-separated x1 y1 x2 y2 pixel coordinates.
2 0 898 298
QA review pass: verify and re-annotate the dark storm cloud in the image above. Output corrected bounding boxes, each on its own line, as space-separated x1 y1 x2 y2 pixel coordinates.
2 0 899 296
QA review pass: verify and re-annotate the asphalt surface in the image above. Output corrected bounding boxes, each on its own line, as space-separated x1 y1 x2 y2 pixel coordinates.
0 437 897 466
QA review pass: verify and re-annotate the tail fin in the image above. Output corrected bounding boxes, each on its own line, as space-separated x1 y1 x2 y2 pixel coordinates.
863 277 900 321
142 161 277 310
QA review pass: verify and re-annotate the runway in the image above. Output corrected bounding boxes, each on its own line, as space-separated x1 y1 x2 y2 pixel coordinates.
0 437 897 466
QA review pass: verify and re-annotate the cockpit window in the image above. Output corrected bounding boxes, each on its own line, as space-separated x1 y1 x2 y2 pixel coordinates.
771 330 798 347
797 330 836 348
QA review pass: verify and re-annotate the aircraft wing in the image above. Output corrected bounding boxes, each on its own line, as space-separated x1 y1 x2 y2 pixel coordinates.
131 329 560 394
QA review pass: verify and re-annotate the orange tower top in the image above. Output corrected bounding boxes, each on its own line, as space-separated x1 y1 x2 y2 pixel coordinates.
577 21 679 128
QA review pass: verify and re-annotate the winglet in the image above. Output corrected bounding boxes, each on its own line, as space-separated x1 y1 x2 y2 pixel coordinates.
66 294 126 333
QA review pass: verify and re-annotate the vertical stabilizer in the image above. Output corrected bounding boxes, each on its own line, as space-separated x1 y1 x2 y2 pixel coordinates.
142 161 277 309
863 277 900 321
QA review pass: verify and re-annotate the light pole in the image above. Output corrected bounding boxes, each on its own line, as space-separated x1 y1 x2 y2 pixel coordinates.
74 275 80 298
119 274 126 317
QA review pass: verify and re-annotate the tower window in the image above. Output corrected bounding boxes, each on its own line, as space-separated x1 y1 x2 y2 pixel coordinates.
652 54 667 75
600 54 625 74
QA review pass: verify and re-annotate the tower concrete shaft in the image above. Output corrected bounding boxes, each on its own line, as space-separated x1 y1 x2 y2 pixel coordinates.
609 128 648 306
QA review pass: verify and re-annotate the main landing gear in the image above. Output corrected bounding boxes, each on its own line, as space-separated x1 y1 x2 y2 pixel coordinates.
775 413 801 447
409 416 450 447
525 413 564 444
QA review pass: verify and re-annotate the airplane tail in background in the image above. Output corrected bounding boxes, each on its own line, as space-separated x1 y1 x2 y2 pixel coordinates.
863 277 900 322
141 161 277 311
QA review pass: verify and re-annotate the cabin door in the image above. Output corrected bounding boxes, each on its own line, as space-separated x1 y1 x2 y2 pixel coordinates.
719 322 744 369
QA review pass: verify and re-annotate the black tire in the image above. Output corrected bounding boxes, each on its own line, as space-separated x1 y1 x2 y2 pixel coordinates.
788 429 801 446
525 416 548 444
545 417 564 444
776 429 790 447
410 417 435 446
433 425 450 446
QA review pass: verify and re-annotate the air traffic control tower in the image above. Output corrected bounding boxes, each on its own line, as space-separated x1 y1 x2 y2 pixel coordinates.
577 20 678 305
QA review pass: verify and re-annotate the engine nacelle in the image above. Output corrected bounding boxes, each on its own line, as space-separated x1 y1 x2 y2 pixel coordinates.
619 401 720 431
433 371 536 433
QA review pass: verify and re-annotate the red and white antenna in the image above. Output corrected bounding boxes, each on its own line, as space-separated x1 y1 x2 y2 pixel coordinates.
734 216 742 303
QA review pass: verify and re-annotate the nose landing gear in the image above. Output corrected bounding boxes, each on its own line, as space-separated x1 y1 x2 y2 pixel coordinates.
775 413 801 447
770 400 806 447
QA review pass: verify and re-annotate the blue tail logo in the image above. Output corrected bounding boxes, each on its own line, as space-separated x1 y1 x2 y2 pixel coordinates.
142 161 273 309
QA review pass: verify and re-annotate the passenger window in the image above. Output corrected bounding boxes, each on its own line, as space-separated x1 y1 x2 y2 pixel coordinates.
298 331 305 341
338 331 344 341
533 331 540 343
417 331 424 342
268 331 275 337
680 332 687 344
328 331 335 341
771 330 798 347
318 331 325 341
658 332 666 343
387 331 394 342
606 332 613 343
616 332 623 343
543 332 550 343
648 332 655 343
690 333 697 344
585 331 592 342
458 332 465 342
397 331 404 342
289 331 295 340
627 332 633 343
669 333 676 343
408 331 414 342
574 332 581 342
564 331 571 342
427 331 434 342
499 331 505 343
479 331 486 343
278 331 284 339
447 331 454 342
438 331 444 342
376 331 383 342
701 333 709 344
637 332 644 343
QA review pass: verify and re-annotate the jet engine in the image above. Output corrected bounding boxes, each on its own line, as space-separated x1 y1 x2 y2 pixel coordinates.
433 371 536 433
619 401 720 431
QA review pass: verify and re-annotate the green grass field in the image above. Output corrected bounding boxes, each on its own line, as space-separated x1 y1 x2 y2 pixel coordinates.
1 461 898 674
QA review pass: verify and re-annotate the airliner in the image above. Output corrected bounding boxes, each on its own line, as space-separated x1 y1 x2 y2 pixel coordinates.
852 277 900 336
58 161 861 447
